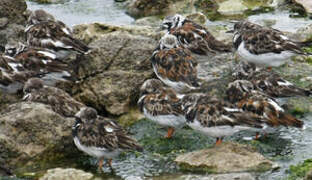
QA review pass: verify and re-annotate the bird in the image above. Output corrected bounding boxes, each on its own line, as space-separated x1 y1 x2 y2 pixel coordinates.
151 33 200 92
0 43 72 93
232 20 312 67
25 10 90 55
0 55 31 93
23 78 85 117
137 79 186 138
226 80 304 138
161 14 232 55
72 107 143 171
232 62 312 97
181 93 265 145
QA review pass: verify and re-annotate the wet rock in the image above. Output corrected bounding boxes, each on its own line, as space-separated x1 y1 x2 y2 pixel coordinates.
28 0 68 3
39 168 94 180
72 23 157 116
205 173 255 180
0 102 75 171
196 0 274 20
292 0 312 15
126 0 195 18
306 169 312 180
289 159 312 180
175 142 276 173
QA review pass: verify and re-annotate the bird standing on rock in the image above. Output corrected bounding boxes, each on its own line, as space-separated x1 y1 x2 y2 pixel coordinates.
25 9 90 56
151 33 200 92
232 20 312 68
72 107 143 171
161 14 232 55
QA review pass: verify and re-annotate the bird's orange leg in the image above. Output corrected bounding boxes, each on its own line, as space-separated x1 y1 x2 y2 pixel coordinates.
215 137 223 145
98 157 104 171
165 127 175 138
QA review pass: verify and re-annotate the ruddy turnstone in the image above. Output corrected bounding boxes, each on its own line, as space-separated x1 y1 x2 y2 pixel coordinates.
232 20 312 67
72 107 143 170
161 14 232 55
25 10 89 55
23 78 85 117
151 34 200 92
0 54 38 93
232 62 311 97
226 80 304 130
138 79 186 138
181 93 264 145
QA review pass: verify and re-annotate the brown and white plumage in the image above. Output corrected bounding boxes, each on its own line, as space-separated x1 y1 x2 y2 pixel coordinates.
181 93 264 144
72 107 143 170
161 14 232 55
26 20 89 54
233 21 312 67
138 79 185 138
232 62 311 97
23 78 85 117
151 34 199 92
226 80 304 128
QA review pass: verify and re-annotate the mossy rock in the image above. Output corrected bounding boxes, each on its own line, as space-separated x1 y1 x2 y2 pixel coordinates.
288 159 312 180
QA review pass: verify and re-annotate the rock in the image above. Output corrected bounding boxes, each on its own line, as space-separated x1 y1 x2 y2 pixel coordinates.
39 168 94 180
186 12 207 25
72 23 158 116
27 0 69 3
289 159 312 180
0 0 27 24
205 173 255 180
175 142 276 173
0 18 8 28
292 0 312 15
306 169 312 180
196 0 274 20
217 0 248 16
0 102 76 172
126 0 195 18
0 0 27 50
0 23 26 50
134 16 162 27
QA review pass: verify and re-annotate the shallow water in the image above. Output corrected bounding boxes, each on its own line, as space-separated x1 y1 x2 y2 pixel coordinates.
22 1 312 180
26 0 134 27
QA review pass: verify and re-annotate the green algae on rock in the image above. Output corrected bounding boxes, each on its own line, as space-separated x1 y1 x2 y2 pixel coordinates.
175 142 276 173
126 0 196 18
288 159 312 180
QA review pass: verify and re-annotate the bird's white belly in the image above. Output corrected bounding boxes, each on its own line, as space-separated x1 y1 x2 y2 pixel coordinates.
237 42 294 67
153 65 196 92
143 108 186 128
187 119 252 138
73 137 120 159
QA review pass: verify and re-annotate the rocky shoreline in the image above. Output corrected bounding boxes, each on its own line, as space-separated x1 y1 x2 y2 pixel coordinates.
1 0 312 179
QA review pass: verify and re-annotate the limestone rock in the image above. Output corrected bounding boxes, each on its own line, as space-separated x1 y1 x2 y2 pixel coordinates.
0 102 75 171
175 142 276 173
126 0 196 18
72 23 157 116
0 0 27 50
39 168 94 180
293 0 312 15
